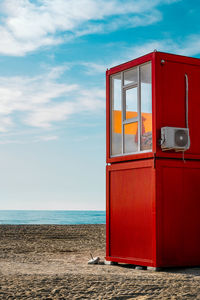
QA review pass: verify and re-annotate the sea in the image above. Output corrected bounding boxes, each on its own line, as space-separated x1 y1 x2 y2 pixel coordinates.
0 210 106 225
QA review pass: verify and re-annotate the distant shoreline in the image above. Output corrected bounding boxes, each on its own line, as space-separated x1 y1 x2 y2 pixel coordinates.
0 210 106 225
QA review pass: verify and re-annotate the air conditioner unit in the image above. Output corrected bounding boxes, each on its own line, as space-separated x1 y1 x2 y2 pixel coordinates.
161 127 190 151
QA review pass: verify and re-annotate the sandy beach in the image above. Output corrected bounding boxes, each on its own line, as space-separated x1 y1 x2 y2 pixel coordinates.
0 225 200 299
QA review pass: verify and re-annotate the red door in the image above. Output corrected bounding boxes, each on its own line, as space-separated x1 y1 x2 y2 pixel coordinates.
106 159 156 266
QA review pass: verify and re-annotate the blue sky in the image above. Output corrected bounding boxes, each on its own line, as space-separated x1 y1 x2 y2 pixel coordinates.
0 0 199 210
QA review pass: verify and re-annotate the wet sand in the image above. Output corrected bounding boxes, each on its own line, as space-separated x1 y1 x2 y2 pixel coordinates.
0 224 200 299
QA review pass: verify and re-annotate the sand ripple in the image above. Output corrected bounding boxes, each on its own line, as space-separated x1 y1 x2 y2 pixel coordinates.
0 225 200 299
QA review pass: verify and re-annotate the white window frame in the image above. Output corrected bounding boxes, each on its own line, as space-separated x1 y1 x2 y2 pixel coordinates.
110 62 152 157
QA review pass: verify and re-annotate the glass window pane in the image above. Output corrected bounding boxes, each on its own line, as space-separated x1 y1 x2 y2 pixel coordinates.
111 73 122 156
124 67 137 86
140 63 152 151
125 87 137 120
124 122 138 153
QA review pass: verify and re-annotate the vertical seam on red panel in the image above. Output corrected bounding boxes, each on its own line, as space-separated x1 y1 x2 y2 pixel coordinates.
152 52 157 155
154 160 157 267
106 166 110 258
106 72 110 162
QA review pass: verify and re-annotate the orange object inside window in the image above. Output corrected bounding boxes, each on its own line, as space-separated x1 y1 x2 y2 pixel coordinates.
112 110 152 134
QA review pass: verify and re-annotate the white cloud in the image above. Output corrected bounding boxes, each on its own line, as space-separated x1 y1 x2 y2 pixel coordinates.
0 139 26 145
40 135 58 141
127 36 200 60
36 135 59 142
102 35 200 69
0 133 59 144
69 32 200 76
79 32 200 75
81 62 107 75
0 0 179 56
25 102 77 128
25 87 105 128
0 116 13 132
0 66 105 133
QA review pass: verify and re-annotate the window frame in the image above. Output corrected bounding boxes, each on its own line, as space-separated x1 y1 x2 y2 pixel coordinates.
110 61 152 157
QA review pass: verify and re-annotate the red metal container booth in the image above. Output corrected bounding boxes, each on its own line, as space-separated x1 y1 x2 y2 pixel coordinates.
106 51 200 268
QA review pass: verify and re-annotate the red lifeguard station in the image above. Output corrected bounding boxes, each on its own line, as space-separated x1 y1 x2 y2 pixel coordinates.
106 51 200 268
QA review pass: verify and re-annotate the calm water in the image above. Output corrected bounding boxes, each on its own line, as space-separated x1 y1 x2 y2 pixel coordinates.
0 210 106 225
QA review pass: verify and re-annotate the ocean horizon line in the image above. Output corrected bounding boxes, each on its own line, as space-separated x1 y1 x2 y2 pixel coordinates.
0 210 106 225
0 209 105 211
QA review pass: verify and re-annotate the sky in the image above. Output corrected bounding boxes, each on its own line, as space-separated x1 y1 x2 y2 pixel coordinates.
0 0 199 210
